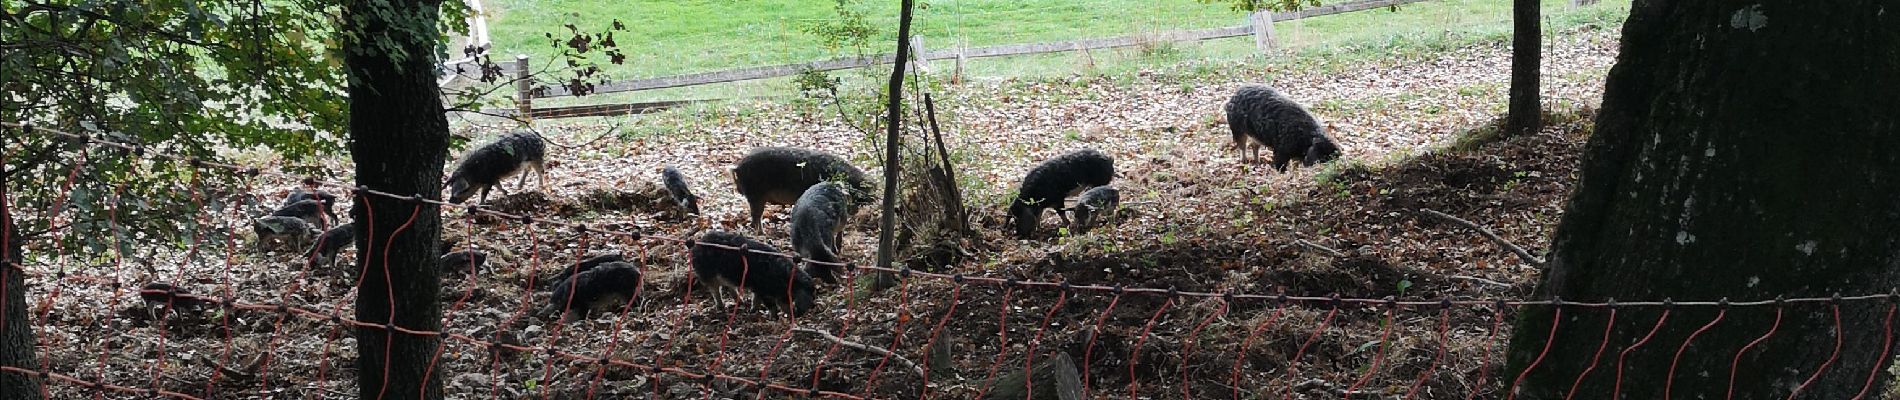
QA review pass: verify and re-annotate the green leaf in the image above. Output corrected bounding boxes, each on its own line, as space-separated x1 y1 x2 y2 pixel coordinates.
5 0 369 252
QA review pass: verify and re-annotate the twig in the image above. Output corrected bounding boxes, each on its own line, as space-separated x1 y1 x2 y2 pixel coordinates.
1294 239 1347 258
2 138 63 179
197 354 255 381
571 122 624 149
922 93 970 235
826 85 874 138
792 327 926 378
536 116 631 151
14 221 74 240
1417 208 1546 267
1294 379 1381 398
18 3 233 50
1447 275 1514 288
441 54 561 114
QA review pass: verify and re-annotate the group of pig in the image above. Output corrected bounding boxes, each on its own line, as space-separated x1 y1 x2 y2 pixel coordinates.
195 84 1339 322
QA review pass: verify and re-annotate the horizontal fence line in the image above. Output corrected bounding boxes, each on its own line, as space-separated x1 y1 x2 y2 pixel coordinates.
476 96 782 119
516 99 713 119
521 0 1436 98
3 284 869 400
9 120 1899 308
1273 0 1422 20
16 272 1887 399
38 271 1900 309
14 266 1897 399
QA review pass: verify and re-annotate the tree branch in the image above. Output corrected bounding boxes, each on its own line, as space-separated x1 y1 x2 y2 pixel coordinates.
792 327 925 378
13 221 73 241
1417 208 1546 267
1 139 62 179
442 69 548 112
1294 239 1347 258
1447 274 1515 288
824 85 873 138
17 2 234 50
872 0 916 284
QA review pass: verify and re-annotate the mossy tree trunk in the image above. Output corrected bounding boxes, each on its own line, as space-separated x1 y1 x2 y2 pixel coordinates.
1504 3 1899 400
341 0 450 398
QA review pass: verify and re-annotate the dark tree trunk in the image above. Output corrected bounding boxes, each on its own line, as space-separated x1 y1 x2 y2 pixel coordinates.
1504 0 1541 135
341 0 449 398
874 0 915 279
980 352 1084 400
1504 3 1899 400
1 181 42 400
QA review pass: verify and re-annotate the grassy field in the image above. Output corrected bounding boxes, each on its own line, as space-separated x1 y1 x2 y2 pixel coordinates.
485 0 1240 78
479 0 1629 109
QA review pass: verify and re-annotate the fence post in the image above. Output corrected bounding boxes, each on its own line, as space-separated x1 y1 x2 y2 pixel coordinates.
952 41 967 85
910 36 932 75
1250 11 1277 53
513 54 533 123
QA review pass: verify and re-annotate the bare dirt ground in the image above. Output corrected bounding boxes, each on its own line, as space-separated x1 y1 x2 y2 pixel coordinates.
19 24 1619 399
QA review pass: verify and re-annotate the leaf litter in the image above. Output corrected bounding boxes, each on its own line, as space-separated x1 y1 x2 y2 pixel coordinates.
20 27 1619 398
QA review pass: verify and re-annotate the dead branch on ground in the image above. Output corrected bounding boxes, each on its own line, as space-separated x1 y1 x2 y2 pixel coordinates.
793 327 926 378
1418 208 1546 267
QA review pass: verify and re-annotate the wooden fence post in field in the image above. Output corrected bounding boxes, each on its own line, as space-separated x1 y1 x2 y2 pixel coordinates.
952 42 967 85
910 36 932 75
513 54 533 122
1250 11 1277 53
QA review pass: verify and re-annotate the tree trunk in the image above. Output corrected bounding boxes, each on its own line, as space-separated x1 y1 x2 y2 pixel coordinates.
980 352 1084 400
1504 4 1899 400
1 179 42 400
1504 0 1541 135
341 0 450 398
874 0 915 283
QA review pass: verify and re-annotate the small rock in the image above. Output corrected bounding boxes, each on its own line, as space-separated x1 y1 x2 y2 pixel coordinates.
453 372 487 387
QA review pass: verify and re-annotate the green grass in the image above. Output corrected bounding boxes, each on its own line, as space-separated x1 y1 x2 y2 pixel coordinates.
489 0 1628 76
467 0 1626 121
483 0 1629 111
486 0 1240 79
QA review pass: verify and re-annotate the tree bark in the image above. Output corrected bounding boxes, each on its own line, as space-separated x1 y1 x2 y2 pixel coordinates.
1504 3 1899 400
1504 0 1541 136
874 0 915 281
341 0 450 398
980 352 1084 400
1 174 43 400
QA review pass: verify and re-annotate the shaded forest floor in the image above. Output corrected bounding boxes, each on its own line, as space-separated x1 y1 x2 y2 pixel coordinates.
18 22 1620 399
